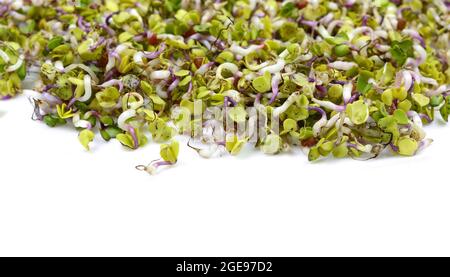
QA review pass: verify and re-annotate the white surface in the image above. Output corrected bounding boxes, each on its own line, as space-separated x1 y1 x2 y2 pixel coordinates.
1 95 450 257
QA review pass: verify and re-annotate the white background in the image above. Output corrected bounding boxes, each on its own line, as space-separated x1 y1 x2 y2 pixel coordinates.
1 95 449 257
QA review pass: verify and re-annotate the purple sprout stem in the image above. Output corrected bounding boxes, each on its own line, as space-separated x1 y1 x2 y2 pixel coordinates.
308 106 326 117
42 92 63 105
348 93 360 104
361 15 369 26
0 5 9 17
100 23 115 36
43 84 57 92
330 80 347 85
153 161 173 168
315 85 328 98
268 77 280 105
144 43 166 59
306 57 318 67
68 97 77 107
225 96 237 107
186 81 193 95
254 93 262 106
127 126 139 149
167 78 180 93
89 37 106 51
347 143 357 149
419 113 432 123
77 16 90 33
390 143 399 152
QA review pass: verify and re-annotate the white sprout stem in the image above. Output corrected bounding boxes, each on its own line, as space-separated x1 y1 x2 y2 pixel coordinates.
278 49 289 59
0 49 10 63
246 61 270 71
259 59 285 74
118 109 137 131
327 2 338 10
325 113 341 129
403 70 413 91
150 70 171 80
427 85 450 97
6 54 24 72
78 75 92 102
376 44 390 52
413 44 427 65
216 62 239 79
328 61 357 71
105 56 116 72
11 0 25 9
343 83 353 104
195 62 213 75
155 83 168 99
343 117 354 127
99 79 121 88
320 12 334 25
54 60 64 72
73 113 91 129
114 44 128 54
10 11 27 21
244 72 257 81
64 63 99 83
409 70 422 85
349 27 374 41
297 53 313 62
222 89 241 103
312 98 345 112
23 89 45 101
408 111 423 128
395 70 413 91
156 34 184 40
356 144 373 153
312 112 327 137
420 75 439 87
374 30 388 39
417 138 434 153
327 20 343 34
133 52 145 65
272 92 300 117
123 92 144 110
229 43 264 56
402 28 419 37
317 25 331 39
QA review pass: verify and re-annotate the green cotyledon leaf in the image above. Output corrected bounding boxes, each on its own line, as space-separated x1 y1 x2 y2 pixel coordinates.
252 71 272 93
398 137 418 156
78 129 95 151
228 106 247 123
346 100 369 125
261 134 282 154
225 135 247 155
390 40 414 66
160 140 180 163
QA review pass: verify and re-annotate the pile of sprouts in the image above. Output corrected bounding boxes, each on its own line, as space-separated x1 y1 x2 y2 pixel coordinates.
0 0 449 174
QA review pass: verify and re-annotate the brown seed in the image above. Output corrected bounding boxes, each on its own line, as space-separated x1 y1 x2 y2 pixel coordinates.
97 51 109 68
183 27 196 38
397 18 407 31
297 0 308 9
301 137 317 147
148 34 159 46
194 57 203 69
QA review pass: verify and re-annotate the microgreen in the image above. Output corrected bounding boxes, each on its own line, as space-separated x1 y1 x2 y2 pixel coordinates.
390 40 414 66
0 0 448 172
